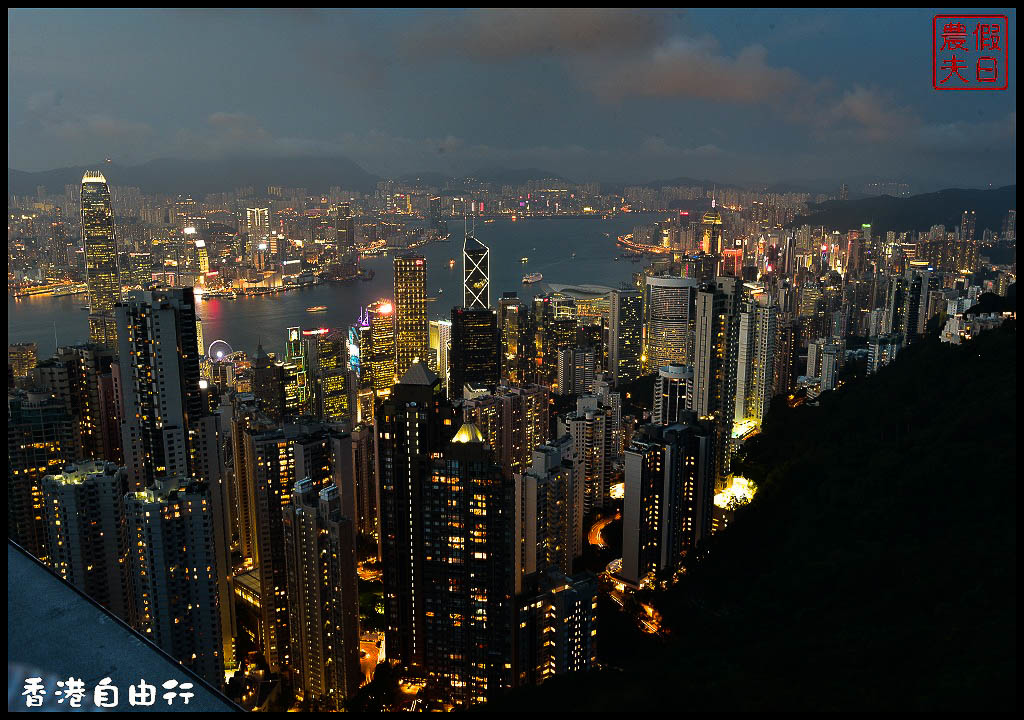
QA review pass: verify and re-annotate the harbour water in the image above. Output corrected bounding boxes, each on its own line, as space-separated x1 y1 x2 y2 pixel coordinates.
9 213 667 358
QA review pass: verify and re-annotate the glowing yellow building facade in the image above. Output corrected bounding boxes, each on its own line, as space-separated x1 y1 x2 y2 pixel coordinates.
81 172 121 348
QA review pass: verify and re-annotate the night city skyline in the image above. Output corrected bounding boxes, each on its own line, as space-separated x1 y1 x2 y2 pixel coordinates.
7 7 1016 714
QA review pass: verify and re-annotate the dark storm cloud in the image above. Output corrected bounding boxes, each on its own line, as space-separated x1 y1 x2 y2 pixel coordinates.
6 8 1016 187
402 8 674 61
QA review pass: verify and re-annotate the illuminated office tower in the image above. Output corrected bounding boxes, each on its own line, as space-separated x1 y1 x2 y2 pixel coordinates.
81 172 121 348
532 295 576 387
246 207 270 240
304 328 349 424
622 417 714 586
284 326 311 416
8 342 37 380
514 435 584 590
195 236 210 274
115 289 203 490
335 202 355 253
393 255 429 378
449 307 500 400
498 293 532 384
653 364 693 425
463 234 490 309
377 363 460 678
642 276 699 372
282 480 361 710
701 202 723 255
42 461 129 621
428 196 446 234
733 284 777 427
8 389 77 562
560 395 614 514
607 289 643 386
514 569 598 688
428 319 452 387
420 425 516 705
463 383 550 475
123 475 226 686
366 300 396 397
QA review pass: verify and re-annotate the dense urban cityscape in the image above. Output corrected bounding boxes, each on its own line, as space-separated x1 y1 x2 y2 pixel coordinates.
8 8 1016 713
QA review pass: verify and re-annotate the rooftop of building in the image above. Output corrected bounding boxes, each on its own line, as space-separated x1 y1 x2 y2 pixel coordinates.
7 541 239 712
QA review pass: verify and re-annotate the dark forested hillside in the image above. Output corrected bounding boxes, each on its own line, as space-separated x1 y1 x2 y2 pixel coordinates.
790 185 1016 234
489 323 1017 711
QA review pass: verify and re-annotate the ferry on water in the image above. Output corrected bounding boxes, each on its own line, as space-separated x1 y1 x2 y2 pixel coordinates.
306 306 327 313
522 272 543 285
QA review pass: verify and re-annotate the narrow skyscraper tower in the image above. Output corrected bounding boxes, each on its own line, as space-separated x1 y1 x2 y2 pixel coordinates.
463 233 490 309
81 172 121 348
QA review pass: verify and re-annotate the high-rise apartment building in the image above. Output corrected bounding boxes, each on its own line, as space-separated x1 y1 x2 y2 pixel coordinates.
282 479 361 710
463 383 550 476
115 289 203 489
123 475 226 686
42 461 129 620
622 418 714 586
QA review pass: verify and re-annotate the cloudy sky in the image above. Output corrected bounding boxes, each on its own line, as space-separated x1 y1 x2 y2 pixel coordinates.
7 9 1017 187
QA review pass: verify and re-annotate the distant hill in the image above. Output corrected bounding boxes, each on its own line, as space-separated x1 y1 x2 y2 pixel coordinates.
466 167 567 186
8 154 379 196
791 185 1016 234
488 323 1016 711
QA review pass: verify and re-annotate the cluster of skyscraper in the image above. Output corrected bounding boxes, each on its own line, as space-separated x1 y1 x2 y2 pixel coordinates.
8 170 1013 710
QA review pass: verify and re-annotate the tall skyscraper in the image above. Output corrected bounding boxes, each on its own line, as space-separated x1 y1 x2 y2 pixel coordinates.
463 234 491 309
81 172 121 349
428 318 452 389
418 425 517 705
514 435 584 589
560 395 614 514
652 363 693 425
622 418 714 586
366 300 396 397
8 389 77 561
449 307 500 400
643 275 699 372
463 383 551 476
734 283 778 426
393 255 429 379
241 423 340 671
8 342 37 380
377 363 460 678
282 480 361 710
115 290 203 489
692 277 740 482
607 289 643 386
514 569 598 687
123 475 226 686
42 461 129 621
